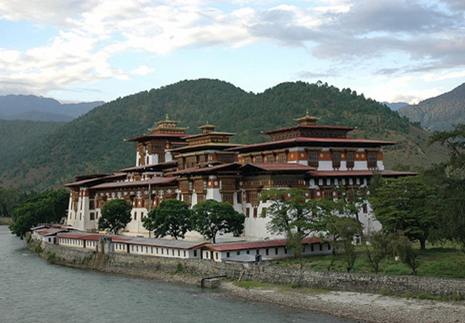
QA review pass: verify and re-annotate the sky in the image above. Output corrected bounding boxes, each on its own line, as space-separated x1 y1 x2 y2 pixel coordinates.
0 0 464 105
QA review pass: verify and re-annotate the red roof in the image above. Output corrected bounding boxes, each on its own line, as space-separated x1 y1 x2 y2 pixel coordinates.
65 173 126 187
36 228 70 236
57 232 131 242
228 137 396 152
205 237 322 252
125 133 191 142
170 163 241 175
91 177 177 189
308 170 417 177
242 162 316 172
262 124 355 134
120 161 177 172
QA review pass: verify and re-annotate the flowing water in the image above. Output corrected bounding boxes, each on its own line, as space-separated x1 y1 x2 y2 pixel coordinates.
0 226 354 323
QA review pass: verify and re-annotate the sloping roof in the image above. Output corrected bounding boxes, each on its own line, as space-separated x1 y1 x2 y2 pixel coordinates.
204 237 322 252
125 133 191 142
228 137 396 153
35 228 70 236
56 233 205 250
262 124 355 134
170 163 241 176
120 161 177 172
64 173 126 188
307 170 418 177
241 162 316 172
91 177 177 189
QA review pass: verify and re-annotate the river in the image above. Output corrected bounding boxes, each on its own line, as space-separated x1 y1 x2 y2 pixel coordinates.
0 226 354 323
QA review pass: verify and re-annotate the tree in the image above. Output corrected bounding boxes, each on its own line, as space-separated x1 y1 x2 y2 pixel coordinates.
9 189 69 239
364 230 389 274
261 189 335 266
428 125 465 249
389 232 421 275
142 199 191 240
326 216 363 273
191 199 245 243
369 175 440 250
98 199 132 235
334 184 365 221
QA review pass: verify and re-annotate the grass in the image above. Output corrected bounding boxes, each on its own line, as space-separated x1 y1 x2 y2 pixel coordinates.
0 217 13 225
272 243 465 278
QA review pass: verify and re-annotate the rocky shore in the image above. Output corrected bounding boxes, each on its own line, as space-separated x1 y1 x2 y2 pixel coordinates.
221 281 465 323
114 269 465 323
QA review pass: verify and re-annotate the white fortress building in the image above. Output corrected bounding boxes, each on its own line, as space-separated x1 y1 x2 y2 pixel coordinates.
65 112 414 240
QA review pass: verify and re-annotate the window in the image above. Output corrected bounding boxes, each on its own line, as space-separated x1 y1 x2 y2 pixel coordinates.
215 253 218 260
319 244 323 251
346 151 354 169
275 248 278 255
134 212 137 221
363 204 368 213
193 250 197 257
265 249 269 256
226 252 230 258
253 208 258 218
367 151 378 169
237 251 240 255
332 151 341 169
307 150 319 167
246 208 250 217
183 251 186 257
246 250 250 255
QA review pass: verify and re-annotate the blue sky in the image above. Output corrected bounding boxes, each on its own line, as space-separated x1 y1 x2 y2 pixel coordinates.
1 0 464 104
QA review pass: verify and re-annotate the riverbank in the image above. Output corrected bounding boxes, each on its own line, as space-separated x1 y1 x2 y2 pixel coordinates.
222 282 465 323
30 239 465 323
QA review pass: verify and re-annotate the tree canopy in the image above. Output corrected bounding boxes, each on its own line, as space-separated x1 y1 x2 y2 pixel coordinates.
9 189 69 239
142 199 191 240
191 199 245 243
369 175 440 250
98 199 132 235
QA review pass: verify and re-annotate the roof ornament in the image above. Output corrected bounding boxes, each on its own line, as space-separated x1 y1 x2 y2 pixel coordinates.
295 111 319 126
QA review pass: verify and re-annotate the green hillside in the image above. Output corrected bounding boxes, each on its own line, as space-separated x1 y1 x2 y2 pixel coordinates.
0 79 448 191
0 119 66 175
398 83 465 131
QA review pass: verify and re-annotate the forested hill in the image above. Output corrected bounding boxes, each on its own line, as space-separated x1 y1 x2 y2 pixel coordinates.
0 119 66 175
0 79 447 191
398 83 465 131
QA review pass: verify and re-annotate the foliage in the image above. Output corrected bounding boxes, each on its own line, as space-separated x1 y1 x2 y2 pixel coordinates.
0 79 436 191
98 199 132 234
364 230 389 274
0 119 66 177
428 125 465 249
261 189 335 266
0 187 28 216
142 199 191 240
389 232 421 275
9 189 69 239
326 216 363 272
275 242 465 278
191 199 245 243
369 175 441 250
333 184 365 221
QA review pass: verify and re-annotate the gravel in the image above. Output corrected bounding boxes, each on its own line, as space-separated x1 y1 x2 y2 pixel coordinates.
220 282 465 323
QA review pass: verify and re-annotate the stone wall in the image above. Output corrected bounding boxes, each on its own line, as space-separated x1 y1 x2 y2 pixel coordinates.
36 241 465 297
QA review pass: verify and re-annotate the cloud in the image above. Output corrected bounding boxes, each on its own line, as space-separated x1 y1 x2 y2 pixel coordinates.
131 66 155 75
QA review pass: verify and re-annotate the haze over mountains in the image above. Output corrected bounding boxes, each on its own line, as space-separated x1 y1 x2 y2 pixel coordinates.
0 79 448 191
0 95 104 122
398 83 465 131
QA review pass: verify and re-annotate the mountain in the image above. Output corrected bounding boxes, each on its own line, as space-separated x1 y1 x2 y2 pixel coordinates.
0 95 104 122
0 79 448 191
0 119 66 175
398 83 465 131
382 102 408 111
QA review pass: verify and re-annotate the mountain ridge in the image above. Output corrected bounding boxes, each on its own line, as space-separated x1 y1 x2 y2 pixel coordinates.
398 83 465 131
0 79 447 191
0 94 104 122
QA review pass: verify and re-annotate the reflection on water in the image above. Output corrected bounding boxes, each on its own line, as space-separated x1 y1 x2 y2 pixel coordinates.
0 226 353 323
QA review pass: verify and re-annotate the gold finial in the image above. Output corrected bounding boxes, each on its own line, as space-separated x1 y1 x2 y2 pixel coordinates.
306 109 309 116
165 114 169 120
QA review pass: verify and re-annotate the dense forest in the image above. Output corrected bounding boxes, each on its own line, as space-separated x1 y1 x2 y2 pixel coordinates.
398 82 465 131
0 119 66 174
0 79 447 191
